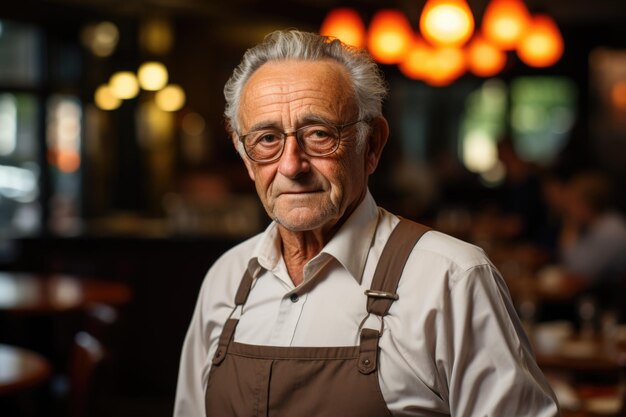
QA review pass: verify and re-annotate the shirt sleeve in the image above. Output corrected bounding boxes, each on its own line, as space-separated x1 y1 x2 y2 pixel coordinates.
174 280 209 417
443 264 560 417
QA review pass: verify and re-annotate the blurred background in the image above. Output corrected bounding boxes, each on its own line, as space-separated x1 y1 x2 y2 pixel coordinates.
1 0 625 416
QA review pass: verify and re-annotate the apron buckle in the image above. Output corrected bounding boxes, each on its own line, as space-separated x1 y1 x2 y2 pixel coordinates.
364 289 399 300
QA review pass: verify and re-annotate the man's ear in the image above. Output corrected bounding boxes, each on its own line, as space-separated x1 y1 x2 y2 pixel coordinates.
230 132 256 181
365 116 389 175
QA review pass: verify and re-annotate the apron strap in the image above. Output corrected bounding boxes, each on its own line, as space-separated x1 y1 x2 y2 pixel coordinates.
234 269 254 305
366 219 431 317
212 318 238 366
358 328 380 375
214 269 255 365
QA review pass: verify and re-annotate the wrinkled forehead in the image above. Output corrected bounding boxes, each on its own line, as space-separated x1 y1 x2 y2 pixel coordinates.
238 59 358 129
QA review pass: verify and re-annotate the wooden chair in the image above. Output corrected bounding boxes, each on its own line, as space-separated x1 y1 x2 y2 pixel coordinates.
68 331 105 417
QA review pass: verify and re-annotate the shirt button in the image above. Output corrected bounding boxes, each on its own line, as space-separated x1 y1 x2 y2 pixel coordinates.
289 293 299 303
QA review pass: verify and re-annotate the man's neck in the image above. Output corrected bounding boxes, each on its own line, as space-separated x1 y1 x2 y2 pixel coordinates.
276 192 367 286
279 227 329 286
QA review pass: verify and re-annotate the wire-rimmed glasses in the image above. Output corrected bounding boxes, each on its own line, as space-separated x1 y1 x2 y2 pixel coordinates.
238 119 364 163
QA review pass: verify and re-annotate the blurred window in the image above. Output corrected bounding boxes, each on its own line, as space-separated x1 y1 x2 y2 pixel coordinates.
47 95 83 236
459 76 577 185
0 19 42 87
460 79 508 177
510 76 577 164
0 20 85 237
0 19 43 236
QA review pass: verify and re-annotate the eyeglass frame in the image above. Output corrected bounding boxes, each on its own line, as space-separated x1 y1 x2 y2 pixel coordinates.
237 119 366 163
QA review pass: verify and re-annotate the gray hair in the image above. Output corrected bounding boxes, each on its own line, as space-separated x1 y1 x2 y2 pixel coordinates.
224 30 388 154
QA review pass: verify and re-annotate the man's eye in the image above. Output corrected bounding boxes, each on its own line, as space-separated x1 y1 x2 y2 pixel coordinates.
303 126 333 140
255 133 280 145
311 130 331 138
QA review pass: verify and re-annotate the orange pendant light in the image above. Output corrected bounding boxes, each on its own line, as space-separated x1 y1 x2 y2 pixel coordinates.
367 9 414 64
466 35 507 77
400 41 467 86
424 47 467 86
320 8 366 48
419 0 475 48
517 14 564 67
399 37 432 80
482 0 531 50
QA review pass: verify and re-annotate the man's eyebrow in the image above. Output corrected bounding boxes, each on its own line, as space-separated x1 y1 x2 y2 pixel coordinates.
297 114 336 126
244 115 337 134
244 121 280 133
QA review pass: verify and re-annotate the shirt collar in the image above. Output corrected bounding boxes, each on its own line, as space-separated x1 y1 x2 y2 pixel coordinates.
248 190 379 285
319 190 379 284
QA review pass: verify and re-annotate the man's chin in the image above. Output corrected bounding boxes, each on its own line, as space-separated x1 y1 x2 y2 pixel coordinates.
273 209 337 233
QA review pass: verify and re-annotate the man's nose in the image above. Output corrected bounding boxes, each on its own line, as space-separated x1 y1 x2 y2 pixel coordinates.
277 134 309 178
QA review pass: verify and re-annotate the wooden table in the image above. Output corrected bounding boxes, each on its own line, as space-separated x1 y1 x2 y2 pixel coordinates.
0 272 132 314
0 344 51 395
535 334 626 417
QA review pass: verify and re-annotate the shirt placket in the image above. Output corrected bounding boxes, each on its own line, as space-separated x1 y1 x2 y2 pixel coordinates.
268 291 308 345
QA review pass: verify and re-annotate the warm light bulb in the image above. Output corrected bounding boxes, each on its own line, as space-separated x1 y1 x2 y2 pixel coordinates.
399 37 432 80
424 47 467 86
367 9 414 64
320 8 366 48
467 35 507 77
517 14 564 68
81 21 119 57
482 0 531 50
94 84 121 110
139 16 173 55
420 0 474 48
109 71 139 99
155 84 186 112
138 61 169 91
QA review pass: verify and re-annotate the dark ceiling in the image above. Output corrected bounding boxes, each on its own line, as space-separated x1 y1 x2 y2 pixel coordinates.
3 0 625 52
5 0 626 27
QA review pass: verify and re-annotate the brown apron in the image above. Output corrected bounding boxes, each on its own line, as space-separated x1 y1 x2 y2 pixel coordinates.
205 219 430 417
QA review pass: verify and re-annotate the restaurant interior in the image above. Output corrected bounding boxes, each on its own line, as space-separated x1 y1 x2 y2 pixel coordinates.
1 0 626 416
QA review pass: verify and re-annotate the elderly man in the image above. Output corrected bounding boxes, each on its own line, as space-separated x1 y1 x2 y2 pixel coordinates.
175 30 559 417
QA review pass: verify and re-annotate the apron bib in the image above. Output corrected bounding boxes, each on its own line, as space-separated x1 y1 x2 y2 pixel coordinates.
206 219 430 417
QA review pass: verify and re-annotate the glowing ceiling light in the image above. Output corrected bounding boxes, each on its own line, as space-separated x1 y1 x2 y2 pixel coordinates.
109 71 139 100
367 9 413 64
94 84 121 110
482 0 531 50
424 47 467 87
81 21 119 57
467 35 507 77
399 37 432 80
138 61 169 91
420 0 475 48
139 16 173 55
517 14 564 68
320 8 366 48
155 84 186 112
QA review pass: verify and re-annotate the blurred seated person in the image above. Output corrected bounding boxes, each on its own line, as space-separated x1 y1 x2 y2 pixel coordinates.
559 171 626 315
476 138 550 245
500 138 554 243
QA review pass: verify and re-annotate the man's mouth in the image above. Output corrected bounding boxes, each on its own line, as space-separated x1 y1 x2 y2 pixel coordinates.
279 189 323 196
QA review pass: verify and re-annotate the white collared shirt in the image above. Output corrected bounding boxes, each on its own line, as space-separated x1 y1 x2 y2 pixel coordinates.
175 191 559 417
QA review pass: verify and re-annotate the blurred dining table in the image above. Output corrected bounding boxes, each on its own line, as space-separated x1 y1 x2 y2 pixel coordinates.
0 272 132 314
0 344 51 395
532 324 626 417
